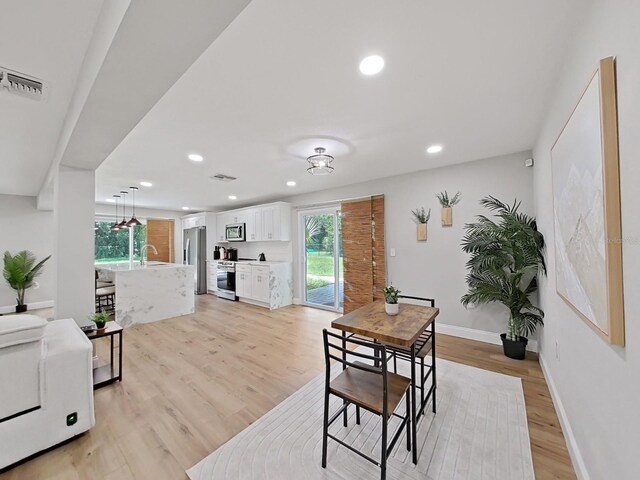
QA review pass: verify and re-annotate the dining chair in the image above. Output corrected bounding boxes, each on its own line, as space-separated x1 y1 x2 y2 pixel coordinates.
322 329 412 480
95 270 115 313
384 295 436 416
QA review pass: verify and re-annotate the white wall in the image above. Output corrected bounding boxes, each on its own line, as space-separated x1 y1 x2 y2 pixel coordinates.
532 1 640 478
285 151 534 337
0 195 54 310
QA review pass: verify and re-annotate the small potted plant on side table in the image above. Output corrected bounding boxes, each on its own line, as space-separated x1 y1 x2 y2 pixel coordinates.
89 311 109 333
383 285 401 315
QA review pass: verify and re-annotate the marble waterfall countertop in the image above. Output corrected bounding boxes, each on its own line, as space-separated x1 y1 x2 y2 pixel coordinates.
96 262 195 327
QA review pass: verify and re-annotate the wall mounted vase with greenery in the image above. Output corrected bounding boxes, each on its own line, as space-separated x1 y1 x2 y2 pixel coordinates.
461 197 546 360
411 207 431 241
3 250 51 313
436 191 461 226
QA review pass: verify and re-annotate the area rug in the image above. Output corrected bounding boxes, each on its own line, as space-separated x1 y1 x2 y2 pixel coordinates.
187 355 534 480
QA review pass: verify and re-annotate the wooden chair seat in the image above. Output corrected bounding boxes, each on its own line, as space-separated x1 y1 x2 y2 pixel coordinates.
330 362 411 417
96 286 115 297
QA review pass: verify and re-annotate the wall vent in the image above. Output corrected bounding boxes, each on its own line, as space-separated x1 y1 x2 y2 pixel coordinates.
0 66 47 101
211 173 237 182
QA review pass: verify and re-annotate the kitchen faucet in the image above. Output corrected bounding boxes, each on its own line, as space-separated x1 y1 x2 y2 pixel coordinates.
140 244 158 265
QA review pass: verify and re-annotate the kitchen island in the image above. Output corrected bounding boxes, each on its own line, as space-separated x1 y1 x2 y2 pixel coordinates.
96 262 195 327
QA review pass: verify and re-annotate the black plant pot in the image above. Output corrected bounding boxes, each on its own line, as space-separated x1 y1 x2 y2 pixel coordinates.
15 304 28 313
500 333 528 360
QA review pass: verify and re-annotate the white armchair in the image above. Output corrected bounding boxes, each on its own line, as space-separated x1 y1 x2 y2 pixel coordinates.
0 315 95 469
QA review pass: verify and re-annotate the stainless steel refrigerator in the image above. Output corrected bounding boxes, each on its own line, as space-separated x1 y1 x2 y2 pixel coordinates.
183 226 207 294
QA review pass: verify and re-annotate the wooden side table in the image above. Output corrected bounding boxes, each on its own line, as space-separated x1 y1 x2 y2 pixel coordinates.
85 321 123 389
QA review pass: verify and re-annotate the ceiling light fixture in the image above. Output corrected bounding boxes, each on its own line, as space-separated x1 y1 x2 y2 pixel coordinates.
126 187 142 227
286 180 296 187
307 147 335 175
359 55 384 75
188 153 204 162
426 145 443 154
140 181 152 187
182 207 190 211
117 191 130 229
228 195 237 200
111 195 121 231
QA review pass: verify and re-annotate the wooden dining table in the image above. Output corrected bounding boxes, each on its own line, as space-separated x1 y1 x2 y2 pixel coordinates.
331 300 439 465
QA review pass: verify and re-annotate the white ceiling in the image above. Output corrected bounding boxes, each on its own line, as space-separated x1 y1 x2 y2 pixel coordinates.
0 0 103 196
97 0 583 211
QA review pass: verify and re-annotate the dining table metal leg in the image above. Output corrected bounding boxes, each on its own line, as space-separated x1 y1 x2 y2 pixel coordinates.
411 342 418 465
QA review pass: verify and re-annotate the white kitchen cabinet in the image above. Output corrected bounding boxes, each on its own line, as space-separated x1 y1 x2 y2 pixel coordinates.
236 264 252 298
251 266 270 303
215 202 291 243
235 262 292 309
216 213 229 242
247 209 263 242
207 261 218 293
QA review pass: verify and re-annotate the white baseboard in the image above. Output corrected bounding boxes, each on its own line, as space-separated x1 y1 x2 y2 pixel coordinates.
539 353 589 480
293 297 302 305
435 322 538 352
0 300 54 315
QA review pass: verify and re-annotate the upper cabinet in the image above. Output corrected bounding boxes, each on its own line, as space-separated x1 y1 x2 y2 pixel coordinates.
216 202 291 243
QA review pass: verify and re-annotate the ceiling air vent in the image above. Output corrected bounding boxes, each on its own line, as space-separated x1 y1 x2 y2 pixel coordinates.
0 66 47 101
211 173 237 182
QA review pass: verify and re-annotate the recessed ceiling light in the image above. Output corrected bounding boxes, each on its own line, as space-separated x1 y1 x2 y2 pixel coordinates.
228 195 237 200
286 181 296 187
182 206 190 210
106 198 116 203
188 153 204 162
139 181 153 187
359 55 384 76
426 145 443 154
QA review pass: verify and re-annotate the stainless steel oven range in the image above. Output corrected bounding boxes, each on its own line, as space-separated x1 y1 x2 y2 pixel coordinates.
216 261 237 301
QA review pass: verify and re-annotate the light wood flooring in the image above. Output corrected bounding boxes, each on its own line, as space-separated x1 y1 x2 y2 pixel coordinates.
1 296 575 479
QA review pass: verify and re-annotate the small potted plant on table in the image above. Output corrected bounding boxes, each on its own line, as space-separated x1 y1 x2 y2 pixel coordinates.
461 196 546 360
2 250 51 313
382 285 401 315
89 311 109 332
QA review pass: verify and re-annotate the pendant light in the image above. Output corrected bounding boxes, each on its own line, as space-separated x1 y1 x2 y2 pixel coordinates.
306 147 335 175
117 191 130 229
110 195 121 231
126 186 142 227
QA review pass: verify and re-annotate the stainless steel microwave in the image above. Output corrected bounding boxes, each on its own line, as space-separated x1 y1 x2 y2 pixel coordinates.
225 223 246 242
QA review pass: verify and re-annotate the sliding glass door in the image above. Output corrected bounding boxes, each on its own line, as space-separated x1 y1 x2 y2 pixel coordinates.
301 207 343 311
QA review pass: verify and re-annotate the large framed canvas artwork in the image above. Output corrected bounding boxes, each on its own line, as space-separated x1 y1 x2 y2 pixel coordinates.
551 57 624 346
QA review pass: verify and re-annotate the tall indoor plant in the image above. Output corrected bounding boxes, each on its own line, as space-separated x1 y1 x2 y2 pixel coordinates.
460 197 546 359
3 250 51 313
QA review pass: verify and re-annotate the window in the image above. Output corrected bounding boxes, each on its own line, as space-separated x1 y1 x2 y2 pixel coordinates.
94 218 147 264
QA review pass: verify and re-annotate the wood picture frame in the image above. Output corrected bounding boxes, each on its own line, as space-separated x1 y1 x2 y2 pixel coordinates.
551 56 624 346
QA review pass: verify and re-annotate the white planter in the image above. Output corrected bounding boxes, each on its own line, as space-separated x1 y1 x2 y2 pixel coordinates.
385 303 399 315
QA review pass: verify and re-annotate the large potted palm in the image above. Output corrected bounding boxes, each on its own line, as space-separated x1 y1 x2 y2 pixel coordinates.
3 251 51 313
461 197 546 359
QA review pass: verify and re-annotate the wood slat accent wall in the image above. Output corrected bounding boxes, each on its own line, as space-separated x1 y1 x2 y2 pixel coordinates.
146 219 175 263
341 195 386 313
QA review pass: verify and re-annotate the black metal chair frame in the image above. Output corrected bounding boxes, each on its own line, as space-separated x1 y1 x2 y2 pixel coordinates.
322 329 411 480
95 270 115 313
386 295 437 417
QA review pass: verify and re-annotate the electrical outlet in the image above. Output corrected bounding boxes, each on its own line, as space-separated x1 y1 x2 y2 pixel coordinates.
390 248 396 257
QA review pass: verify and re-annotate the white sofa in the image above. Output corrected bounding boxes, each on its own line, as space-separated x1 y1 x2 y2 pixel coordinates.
0 315 95 469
